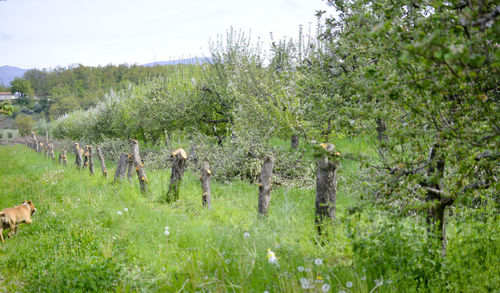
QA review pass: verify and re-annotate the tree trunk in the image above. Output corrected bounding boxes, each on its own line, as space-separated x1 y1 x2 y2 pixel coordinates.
96 146 108 178
291 135 299 149
31 132 38 152
38 142 43 153
73 143 83 170
164 148 188 203
114 152 129 183
88 146 95 175
126 154 134 183
49 144 55 160
258 155 274 216
130 139 148 194
315 144 339 235
83 146 89 169
200 161 212 208
59 149 67 165
376 118 388 142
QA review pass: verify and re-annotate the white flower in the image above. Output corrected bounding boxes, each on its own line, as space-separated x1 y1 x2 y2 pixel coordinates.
362 267 367 272
375 277 383 286
263 291 269 293
244 232 250 238
360 276 366 281
386 279 393 284
337 290 346 293
225 259 230 264
346 281 353 288
267 249 277 264
164 230 170 236
124 208 128 212
321 283 330 292
300 278 309 289
315 258 323 265
116 211 122 215
165 226 169 231
162 267 166 271
297 266 304 272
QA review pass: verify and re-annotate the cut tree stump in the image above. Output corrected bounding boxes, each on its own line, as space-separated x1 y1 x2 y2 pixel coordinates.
96 146 108 178
59 149 67 165
49 144 55 160
73 143 83 170
130 139 148 194
83 146 89 168
315 143 340 235
31 132 38 152
200 161 212 208
88 146 95 175
114 152 129 183
258 155 274 216
164 148 187 203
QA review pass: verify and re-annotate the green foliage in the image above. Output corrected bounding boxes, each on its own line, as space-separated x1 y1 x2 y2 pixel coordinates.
0 101 13 115
12 114 33 137
7 131 12 139
10 77 33 97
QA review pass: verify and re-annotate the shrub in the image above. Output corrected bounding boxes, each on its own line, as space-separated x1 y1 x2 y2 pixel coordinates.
7 131 13 139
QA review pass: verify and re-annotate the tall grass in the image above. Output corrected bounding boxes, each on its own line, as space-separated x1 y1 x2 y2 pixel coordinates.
0 143 498 292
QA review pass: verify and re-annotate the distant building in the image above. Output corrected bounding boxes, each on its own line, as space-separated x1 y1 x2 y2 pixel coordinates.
0 92 15 100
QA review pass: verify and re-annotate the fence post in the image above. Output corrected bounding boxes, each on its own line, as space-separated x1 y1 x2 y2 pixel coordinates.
73 143 83 170
130 139 148 194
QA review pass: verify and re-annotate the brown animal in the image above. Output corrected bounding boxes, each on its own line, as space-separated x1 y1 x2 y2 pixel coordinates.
0 200 36 243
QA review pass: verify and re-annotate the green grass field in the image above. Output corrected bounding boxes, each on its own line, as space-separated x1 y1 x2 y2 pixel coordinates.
0 143 498 292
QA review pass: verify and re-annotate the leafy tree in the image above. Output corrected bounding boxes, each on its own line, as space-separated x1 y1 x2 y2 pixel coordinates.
10 77 34 97
12 115 34 137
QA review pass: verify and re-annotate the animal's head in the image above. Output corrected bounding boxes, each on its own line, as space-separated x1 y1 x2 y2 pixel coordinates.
23 200 36 215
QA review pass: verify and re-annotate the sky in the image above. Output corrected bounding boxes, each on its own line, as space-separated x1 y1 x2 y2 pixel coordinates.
0 0 331 69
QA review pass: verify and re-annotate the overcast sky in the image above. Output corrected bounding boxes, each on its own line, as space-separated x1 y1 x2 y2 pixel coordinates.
0 0 331 69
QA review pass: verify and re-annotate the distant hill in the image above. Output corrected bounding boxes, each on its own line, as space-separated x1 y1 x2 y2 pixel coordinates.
142 57 211 67
0 65 28 86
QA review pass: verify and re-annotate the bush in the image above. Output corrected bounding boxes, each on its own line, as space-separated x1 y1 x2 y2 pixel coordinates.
7 131 13 139
0 132 3 139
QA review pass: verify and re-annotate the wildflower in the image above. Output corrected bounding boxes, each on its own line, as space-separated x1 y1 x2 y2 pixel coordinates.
386 279 393 284
225 259 230 264
164 230 170 236
321 283 330 292
244 232 250 238
374 277 383 286
300 278 309 289
316 276 324 283
117 211 122 215
165 226 169 231
297 266 304 272
360 276 366 281
124 208 128 212
315 258 323 265
337 290 345 293
267 249 278 265
346 281 353 288
162 267 166 271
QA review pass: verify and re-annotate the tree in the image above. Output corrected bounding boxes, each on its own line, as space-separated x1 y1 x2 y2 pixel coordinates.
319 0 499 253
12 115 34 137
10 78 34 97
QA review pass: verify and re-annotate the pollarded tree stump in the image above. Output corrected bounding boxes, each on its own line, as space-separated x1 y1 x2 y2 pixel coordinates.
258 155 274 216
31 132 38 152
88 146 95 175
96 146 108 178
49 144 55 160
315 143 340 235
200 161 212 208
114 152 129 183
164 148 188 203
73 143 83 170
130 139 148 194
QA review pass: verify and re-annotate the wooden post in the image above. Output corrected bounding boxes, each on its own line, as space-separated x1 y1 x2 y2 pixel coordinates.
49 144 55 160
114 153 129 183
96 146 108 178
164 148 188 203
126 154 134 183
315 143 340 235
130 139 148 194
200 161 212 208
88 145 95 175
83 146 89 168
31 132 38 152
73 143 83 170
258 155 274 216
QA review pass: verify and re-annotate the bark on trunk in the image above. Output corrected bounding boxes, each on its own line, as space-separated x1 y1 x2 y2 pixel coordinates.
114 152 129 183
130 139 148 194
31 132 38 152
315 145 339 235
59 149 67 165
96 146 108 178
200 161 212 208
376 118 388 142
88 146 95 175
49 144 55 160
126 154 134 183
73 143 83 170
291 135 299 149
258 155 274 216
164 148 188 202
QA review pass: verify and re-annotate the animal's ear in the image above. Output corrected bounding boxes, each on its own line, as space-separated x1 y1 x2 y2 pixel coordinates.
28 200 32 204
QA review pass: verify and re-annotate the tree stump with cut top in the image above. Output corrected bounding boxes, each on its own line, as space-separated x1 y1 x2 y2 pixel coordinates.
73 143 83 170
164 148 187 203
96 146 108 178
130 139 148 194
315 143 340 235
88 146 95 175
83 146 89 168
200 161 212 208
